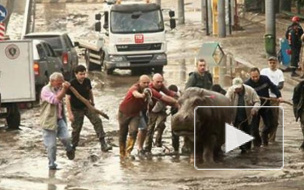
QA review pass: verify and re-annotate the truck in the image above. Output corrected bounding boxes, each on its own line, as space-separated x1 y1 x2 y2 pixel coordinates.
78 0 176 74
0 40 36 130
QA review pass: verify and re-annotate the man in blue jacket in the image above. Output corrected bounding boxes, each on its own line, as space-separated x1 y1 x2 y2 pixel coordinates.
245 67 282 147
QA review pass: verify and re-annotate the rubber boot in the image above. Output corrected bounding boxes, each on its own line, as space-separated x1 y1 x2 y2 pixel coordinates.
100 138 112 152
126 137 136 160
119 142 126 159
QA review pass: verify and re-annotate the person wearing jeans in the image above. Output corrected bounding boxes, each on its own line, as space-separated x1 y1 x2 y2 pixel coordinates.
40 72 75 170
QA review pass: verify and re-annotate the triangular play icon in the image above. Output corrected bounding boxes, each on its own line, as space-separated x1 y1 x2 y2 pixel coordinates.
225 123 254 153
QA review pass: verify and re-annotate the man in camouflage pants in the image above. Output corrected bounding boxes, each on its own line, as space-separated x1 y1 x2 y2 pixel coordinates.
66 65 112 153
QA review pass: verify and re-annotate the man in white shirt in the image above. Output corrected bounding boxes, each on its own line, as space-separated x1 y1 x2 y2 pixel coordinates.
260 56 284 142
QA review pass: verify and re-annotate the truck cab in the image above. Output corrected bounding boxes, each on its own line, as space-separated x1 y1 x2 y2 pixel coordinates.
88 0 175 74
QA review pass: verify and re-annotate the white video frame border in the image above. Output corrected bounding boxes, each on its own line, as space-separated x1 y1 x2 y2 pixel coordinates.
193 106 284 171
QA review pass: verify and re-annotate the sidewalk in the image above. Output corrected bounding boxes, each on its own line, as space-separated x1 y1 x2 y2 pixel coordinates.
219 12 302 87
163 0 300 87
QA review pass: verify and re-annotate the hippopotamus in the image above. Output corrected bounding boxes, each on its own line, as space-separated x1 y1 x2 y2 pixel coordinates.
171 87 233 163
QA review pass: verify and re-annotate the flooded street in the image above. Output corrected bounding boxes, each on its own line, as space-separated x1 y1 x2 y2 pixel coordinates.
0 56 293 190
1 1 304 190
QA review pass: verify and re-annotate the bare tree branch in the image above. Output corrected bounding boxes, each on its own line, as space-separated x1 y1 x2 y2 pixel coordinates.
69 86 109 120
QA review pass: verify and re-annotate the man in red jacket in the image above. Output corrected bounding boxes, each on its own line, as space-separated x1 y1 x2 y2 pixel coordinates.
119 74 178 159
144 73 178 155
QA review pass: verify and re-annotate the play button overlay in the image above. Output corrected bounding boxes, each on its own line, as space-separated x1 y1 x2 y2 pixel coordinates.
225 123 254 153
194 106 284 170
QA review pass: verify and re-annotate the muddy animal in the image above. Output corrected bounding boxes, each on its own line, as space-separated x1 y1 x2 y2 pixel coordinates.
171 87 233 163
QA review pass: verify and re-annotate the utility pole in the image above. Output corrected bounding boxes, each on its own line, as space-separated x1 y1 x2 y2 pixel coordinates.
202 0 209 35
218 0 226 37
208 0 212 35
265 0 276 56
178 0 185 24
228 0 232 35
201 0 205 24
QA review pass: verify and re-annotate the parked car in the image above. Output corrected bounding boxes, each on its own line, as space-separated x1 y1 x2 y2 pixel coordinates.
32 39 63 99
24 32 78 80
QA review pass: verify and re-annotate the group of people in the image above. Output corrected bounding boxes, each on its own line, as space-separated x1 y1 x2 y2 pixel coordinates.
226 56 284 153
118 74 179 159
118 57 285 159
40 65 112 170
184 58 284 153
40 53 304 169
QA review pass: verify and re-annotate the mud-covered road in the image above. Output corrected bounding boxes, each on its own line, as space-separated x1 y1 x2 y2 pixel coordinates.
1 1 304 190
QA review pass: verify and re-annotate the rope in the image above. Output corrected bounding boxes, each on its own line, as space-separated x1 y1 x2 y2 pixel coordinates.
259 96 293 106
236 97 269 129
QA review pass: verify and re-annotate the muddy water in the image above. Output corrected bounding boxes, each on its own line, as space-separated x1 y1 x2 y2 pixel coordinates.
0 55 284 190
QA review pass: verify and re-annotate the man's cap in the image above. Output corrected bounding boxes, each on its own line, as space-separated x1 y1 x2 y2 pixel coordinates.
232 77 243 89
268 56 278 61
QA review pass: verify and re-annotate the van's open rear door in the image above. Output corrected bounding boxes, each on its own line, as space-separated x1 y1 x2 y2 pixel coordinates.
0 40 35 103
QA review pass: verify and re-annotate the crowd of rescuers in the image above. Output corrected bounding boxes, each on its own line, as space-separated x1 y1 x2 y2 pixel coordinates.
41 56 304 167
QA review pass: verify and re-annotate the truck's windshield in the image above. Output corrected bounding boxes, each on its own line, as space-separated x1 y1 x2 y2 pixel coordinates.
111 9 164 33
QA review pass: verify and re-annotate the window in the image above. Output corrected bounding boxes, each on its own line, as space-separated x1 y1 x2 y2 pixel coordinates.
36 44 46 59
111 9 164 33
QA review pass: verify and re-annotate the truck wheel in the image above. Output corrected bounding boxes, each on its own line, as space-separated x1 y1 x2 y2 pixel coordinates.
154 66 163 74
131 68 141 76
106 68 114 75
6 103 21 130
103 62 114 75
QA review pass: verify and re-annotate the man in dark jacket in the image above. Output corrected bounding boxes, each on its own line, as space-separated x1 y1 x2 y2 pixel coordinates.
185 59 213 89
292 80 304 150
287 16 304 77
285 16 303 40
245 67 282 147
